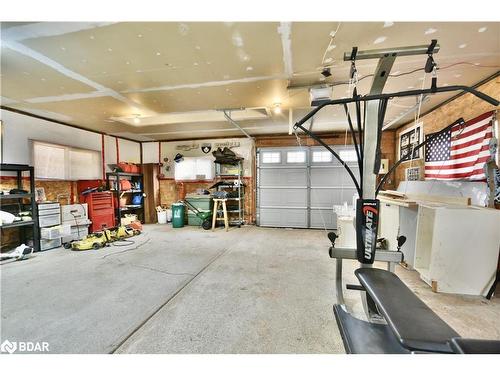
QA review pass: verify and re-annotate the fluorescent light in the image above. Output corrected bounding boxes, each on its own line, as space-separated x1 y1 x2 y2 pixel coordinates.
273 103 282 114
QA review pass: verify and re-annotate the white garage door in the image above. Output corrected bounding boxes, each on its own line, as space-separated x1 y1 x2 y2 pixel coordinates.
257 146 359 229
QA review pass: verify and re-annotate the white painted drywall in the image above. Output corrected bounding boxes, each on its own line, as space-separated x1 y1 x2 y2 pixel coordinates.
1 109 101 165
0 110 141 179
118 138 140 164
104 135 117 172
142 142 160 164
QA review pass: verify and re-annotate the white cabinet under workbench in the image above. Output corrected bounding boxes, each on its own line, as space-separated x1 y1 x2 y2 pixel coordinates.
414 204 500 296
379 198 418 268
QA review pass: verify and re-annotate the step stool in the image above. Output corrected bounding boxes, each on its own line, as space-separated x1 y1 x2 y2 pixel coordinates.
212 199 229 232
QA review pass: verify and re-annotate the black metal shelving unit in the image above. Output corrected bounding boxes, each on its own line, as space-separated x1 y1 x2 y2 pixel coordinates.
0 164 40 252
106 172 144 224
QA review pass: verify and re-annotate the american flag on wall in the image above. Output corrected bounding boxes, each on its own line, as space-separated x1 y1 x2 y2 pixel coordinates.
424 111 494 180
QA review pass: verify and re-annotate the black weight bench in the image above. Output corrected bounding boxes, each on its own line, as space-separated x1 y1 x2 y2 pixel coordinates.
335 267 461 353
450 338 500 354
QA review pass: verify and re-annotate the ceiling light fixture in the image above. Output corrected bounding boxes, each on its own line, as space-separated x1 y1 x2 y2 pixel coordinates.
459 43 467 49
478 27 487 33
424 28 437 35
133 115 141 125
273 103 282 114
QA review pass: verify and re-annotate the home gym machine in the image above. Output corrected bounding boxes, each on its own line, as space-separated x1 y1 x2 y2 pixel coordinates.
293 40 500 354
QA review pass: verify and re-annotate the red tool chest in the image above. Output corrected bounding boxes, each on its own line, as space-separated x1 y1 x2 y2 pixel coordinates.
84 192 115 233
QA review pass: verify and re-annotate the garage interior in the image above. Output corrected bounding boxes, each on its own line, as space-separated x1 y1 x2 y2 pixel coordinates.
1 19 500 355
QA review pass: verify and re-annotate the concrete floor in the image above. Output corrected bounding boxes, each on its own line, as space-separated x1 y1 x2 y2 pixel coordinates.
1 225 499 354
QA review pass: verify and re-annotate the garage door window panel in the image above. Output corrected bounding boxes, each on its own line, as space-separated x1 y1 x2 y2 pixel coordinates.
312 150 333 163
261 152 281 164
286 151 306 164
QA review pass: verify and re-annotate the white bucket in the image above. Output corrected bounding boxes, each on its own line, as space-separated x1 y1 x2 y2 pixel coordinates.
157 210 167 224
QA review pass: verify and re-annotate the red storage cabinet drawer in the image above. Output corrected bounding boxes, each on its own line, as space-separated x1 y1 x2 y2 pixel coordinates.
84 192 115 232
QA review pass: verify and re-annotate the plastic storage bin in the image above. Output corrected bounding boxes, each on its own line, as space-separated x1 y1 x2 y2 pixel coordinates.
39 214 62 227
62 226 89 243
40 238 62 251
185 196 213 211
41 224 71 240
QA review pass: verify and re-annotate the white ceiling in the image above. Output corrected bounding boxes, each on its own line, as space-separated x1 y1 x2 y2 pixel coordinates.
1 21 499 140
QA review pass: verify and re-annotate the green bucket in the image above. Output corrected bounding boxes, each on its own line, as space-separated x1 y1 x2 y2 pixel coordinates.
171 203 185 228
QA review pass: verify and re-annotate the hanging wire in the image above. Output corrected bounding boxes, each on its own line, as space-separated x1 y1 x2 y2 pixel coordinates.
339 126 349 205
403 70 428 195
343 103 362 172
321 22 341 67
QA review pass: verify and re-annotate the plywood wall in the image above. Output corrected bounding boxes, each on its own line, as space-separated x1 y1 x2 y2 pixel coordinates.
393 77 499 186
0 178 77 203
